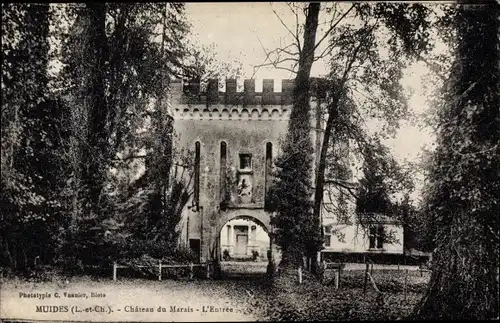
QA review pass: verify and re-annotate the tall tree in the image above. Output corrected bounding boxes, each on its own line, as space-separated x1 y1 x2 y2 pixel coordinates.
266 3 322 268
58 3 192 266
413 2 499 319
63 2 110 266
1 3 69 269
356 147 392 216
263 2 433 272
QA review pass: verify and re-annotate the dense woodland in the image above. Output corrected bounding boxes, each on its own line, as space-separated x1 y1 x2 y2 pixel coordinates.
1 2 499 320
1 3 240 271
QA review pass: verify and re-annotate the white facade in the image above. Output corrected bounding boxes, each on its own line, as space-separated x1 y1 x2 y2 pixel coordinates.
321 183 404 255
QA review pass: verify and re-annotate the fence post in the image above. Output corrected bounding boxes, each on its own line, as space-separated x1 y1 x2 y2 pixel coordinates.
113 262 117 281
158 261 162 281
363 262 369 296
335 268 340 289
206 263 210 279
298 266 303 284
404 269 408 301
189 262 194 280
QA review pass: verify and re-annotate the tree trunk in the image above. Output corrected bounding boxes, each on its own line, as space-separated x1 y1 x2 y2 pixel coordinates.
311 100 338 274
275 3 321 272
82 2 109 216
412 2 499 319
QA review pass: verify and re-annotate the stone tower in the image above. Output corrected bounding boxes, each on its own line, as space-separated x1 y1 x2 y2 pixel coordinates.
169 78 326 262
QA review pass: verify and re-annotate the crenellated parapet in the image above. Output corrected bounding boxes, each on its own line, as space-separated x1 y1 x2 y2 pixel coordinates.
169 78 328 121
170 78 328 104
169 78 295 106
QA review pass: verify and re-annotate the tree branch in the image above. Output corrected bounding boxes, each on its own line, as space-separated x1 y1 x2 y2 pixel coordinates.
312 4 356 54
324 179 360 201
271 4 302 52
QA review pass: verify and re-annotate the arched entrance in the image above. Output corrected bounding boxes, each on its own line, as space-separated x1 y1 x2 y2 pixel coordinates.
220 216 270 261
211 214 281 278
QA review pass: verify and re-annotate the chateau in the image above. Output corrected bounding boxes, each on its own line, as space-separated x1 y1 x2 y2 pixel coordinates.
168 78 405 264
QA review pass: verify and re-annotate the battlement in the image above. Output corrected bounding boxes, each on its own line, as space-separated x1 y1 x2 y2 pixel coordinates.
169 78 327 107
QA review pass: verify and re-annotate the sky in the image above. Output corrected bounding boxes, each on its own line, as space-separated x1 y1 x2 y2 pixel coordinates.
185 3 437 176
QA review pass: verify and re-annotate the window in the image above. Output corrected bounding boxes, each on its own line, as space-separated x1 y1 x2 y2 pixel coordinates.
369 225 385 249
194 141 201 208
220 142 227 160
220 142 227 204
323 225 332 247
265 143 273 206
189 239 201 261
239 154 252 170
321 203 336 218
266 143 272 166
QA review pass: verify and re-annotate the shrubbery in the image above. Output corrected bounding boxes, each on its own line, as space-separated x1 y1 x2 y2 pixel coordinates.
252 250 259 261
223 249 231 261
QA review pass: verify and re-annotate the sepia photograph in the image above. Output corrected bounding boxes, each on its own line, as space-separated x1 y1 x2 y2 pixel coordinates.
1 1 499 321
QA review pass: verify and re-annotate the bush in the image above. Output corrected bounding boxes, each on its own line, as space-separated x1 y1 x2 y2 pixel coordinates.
252 250 259 261
223 249 231 261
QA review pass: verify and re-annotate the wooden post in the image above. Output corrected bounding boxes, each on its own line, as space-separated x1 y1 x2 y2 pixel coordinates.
298 266 303 284
403 269 408 301
158 261 162 281
335 268 340 289
113 262 117 281
363 262 369 296
206 263 210 279
320 260 326 284
189 262 194 279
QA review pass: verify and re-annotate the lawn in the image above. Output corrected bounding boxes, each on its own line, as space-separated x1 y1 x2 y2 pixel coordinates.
247 268 430 321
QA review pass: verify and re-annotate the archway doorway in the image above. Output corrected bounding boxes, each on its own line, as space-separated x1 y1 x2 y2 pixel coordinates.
220 217 270 262
215 215 281 278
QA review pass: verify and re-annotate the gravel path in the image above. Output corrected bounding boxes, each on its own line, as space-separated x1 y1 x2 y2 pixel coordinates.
1 277 263 322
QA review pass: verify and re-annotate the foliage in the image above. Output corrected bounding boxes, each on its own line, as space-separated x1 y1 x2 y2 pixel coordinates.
313 3 437 258
1 3 236 272
356 143 393 215
54 3 195 267
263 3 433 271
412 2 500 320
1 3 70 269
223 249 231 261
183 42 244 87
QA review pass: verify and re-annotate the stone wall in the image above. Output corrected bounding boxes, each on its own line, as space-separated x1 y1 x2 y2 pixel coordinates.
171 78 315 262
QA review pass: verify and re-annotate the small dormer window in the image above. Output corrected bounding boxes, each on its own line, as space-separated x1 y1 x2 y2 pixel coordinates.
239 154 252 170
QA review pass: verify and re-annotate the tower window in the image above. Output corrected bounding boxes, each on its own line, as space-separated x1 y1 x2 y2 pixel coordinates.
239 154 252 170
194 141 201 208
266 142 272 164
220 141 228 205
